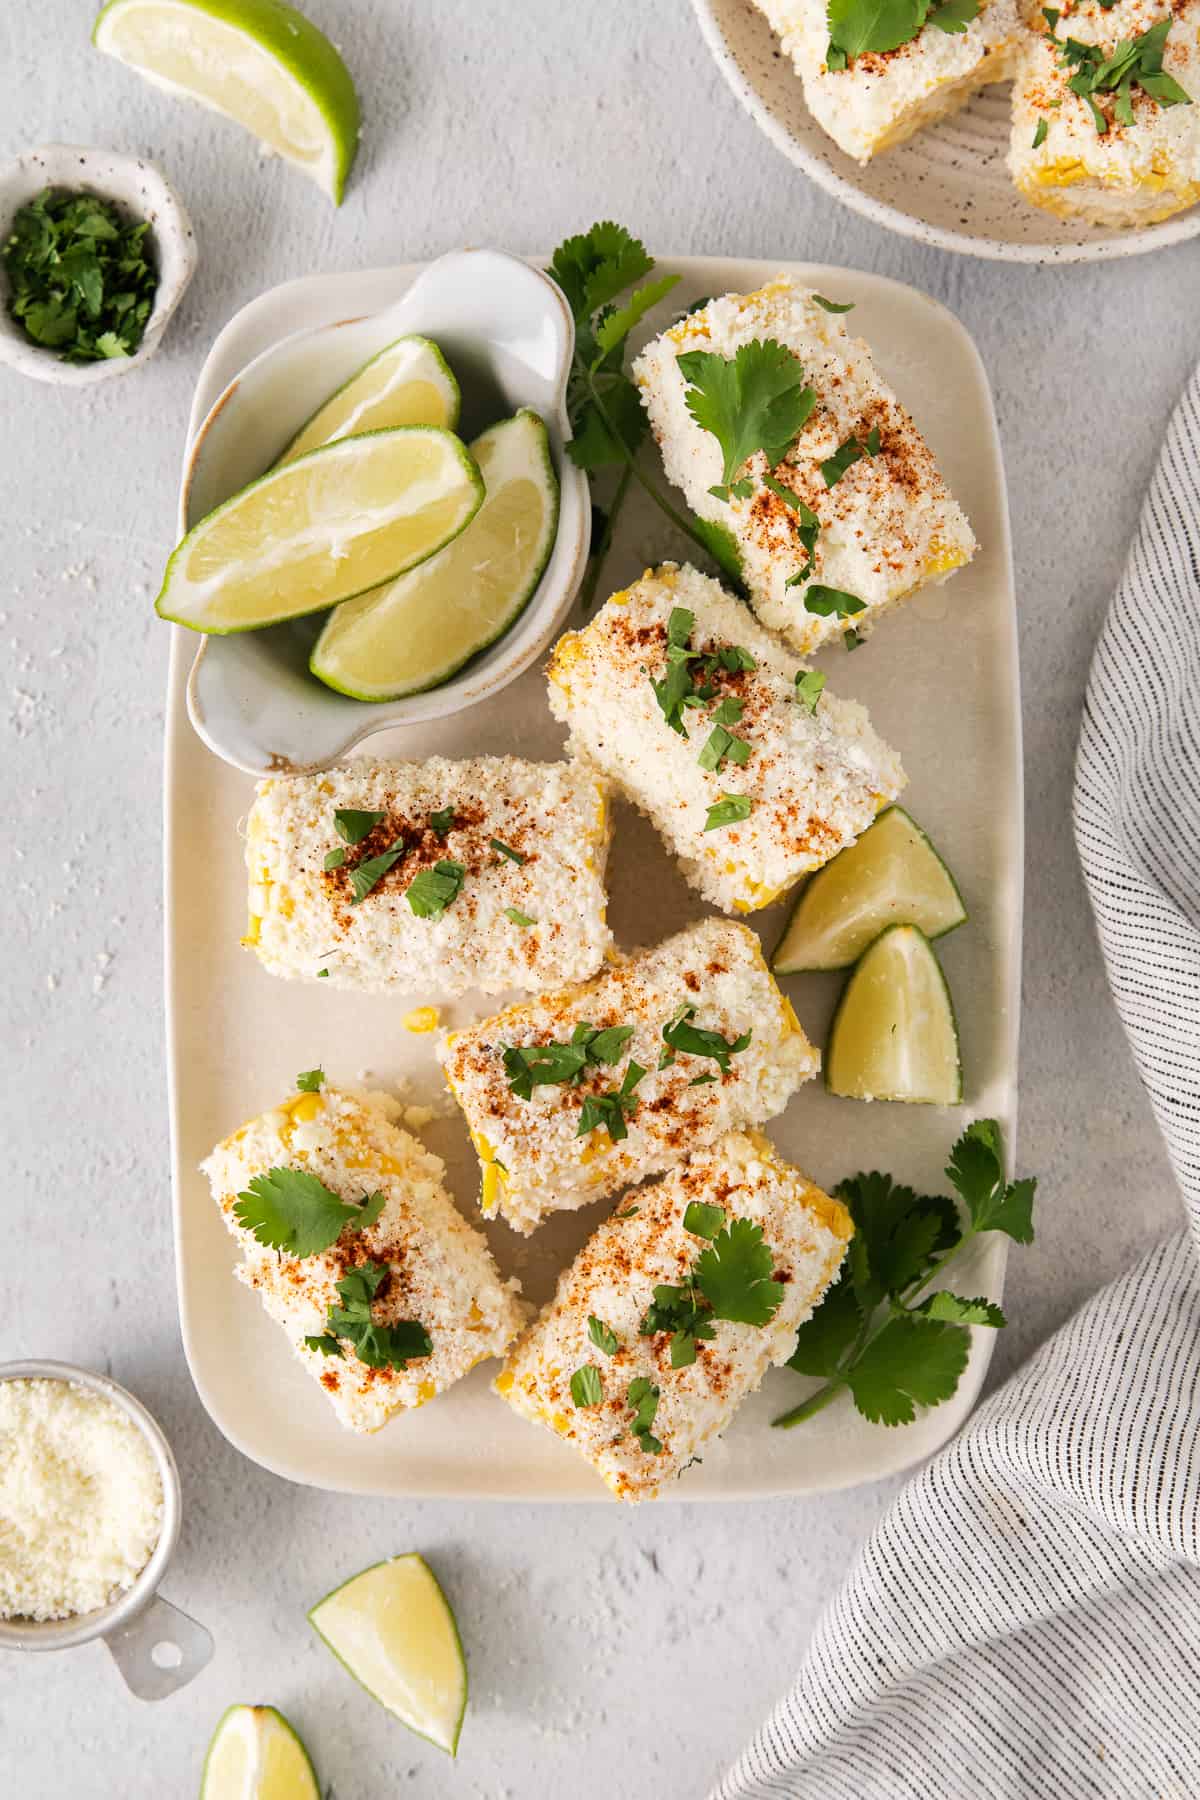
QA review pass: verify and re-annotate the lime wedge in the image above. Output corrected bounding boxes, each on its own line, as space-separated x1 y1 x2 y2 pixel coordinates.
157 428 484 634
280 337 461 465
93 0 360 203
200 1705 319 1800
310 409 559 700
309 1554 467 1757
774 807 967 974
825 925 962 1105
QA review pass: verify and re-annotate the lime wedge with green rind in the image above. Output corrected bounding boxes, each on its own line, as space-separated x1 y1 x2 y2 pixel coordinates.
309 1554 467 1757
93 0 360 204
310 408 559 700
280 337 461 464
200 1704 320 1800
156 426 484 634
774 806 967 974
825 924 962 1105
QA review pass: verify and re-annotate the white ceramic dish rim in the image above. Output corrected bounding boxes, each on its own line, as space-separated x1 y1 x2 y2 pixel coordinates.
178 250 590 770
690 0 1200 264
0 143 196 386
0 1359 181 1650
164 255 1023 1501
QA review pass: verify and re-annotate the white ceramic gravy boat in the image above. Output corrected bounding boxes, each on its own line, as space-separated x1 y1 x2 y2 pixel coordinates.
182 249 588 775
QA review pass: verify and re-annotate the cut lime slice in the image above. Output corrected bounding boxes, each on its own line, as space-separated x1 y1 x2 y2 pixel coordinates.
310 409 559 700
774 807 967 974
157 428 484 633
93 0 360 203
309 1554 467 1757
280 337 461 465
825 924 962 1105
200 1704 319 1800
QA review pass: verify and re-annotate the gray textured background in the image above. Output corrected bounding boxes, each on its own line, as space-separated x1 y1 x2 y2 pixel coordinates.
1 2 1193 1794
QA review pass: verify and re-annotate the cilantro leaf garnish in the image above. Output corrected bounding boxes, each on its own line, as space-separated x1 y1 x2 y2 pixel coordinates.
1052 18 1191 133
661 1005 751 1072
503 1022 635 1099
295 1068 325 1093
490 837 526 864
804 585 866 621
626 1377 663 1454
776 1120 1036 1431
570 1364 604 1408
928 0 979 32
698 724 751 771
826 0 979 62
694 1218 784 1326
321 1261 432 1371
548 222 743 602
704 795 754 830
577 1060 647 1141
430 806 457 836
348 842 405 905
335 808 385 845
812 294 855 313
504 907 535 927
324 849 346 871
2 188 159 364
588 1315 620 1356
683 1201 724 1239
1033 117 1049 147
795 669 826 715
232 1167 386 1258
406 859 466 919
676 339 817 490
304 1333 343 1357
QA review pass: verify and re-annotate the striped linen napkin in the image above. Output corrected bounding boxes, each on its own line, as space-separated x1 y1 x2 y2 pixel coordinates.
714 368 1200 1800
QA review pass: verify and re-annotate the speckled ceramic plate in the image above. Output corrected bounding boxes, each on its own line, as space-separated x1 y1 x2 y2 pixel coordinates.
165 257 1021 1500
693 0 1200 261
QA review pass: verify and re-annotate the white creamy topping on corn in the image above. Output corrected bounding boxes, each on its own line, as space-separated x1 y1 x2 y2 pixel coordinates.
201 1084 524 1434
439 917 819 1236
632 279 976 654
754 0 1021 163
548 562 905 914
1009 0 1200 225
243 755 612 996
496 1130 853 1502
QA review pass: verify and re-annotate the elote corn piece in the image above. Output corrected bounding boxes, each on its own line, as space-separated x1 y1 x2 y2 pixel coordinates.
632 279 976 653
202 1082 524 1434
496 1130 853 1501
439 917 819 1235
753 0 1021 165
1009 0 1200 226
548 563 905 914
242 755 612 996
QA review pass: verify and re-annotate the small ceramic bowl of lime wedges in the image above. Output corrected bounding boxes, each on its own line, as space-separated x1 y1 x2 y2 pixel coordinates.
0 144 196 387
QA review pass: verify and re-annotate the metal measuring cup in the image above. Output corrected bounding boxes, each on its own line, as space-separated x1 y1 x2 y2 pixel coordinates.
0 1360 212 1698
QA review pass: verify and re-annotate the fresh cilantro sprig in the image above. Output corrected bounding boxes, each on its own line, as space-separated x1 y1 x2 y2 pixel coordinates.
660 1004 752 1072
503 1022 634 1099
676 339 817 497
577 1060 647 1142
2 188 159 363
234 1167 385 1258
651 605 757 740
774 1119 1035 1430
406 859 465 919
825 0 980 64
305 1261 432 1371
1051 18 1190 134
549 222 745 605
295 1068 325 1093
640 1209 785 1368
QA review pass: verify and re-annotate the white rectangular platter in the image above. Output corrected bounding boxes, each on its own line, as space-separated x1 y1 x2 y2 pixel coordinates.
166 256 1022 1501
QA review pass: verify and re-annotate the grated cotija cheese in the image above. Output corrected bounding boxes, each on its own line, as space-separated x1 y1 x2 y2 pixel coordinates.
0 1379 163 1622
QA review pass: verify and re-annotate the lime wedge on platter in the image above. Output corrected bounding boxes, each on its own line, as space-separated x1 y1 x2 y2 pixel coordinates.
825 924 962 1106
156 427 484 633
93 0 360 203
311 408 560 700
280 336 461 464
309 1554 468 1757
200 1704 320 1800
774 806 967 974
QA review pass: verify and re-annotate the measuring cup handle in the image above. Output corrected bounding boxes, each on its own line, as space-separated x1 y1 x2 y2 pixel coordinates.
103 1594 213 1700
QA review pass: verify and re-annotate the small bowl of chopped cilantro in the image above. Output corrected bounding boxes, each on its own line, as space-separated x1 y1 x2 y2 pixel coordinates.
0 143 196 386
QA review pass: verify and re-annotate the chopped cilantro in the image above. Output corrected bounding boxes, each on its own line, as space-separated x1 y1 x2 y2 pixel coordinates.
795 669 826 715
661 1005 751 1072
303 1333 343 1357
805 585 866 621
588 1315 620 1356
406 859 466 919
320 1261 432 1371
570 1364 604 1408
334 808 385 845
504 907 535 927
348 842 405 905
316 968 330 978
1033 118 1049 148
577 1060 646 1142
1053 19 1191 133
295 1068 325 1093
324 848 347 871
698 724 751 771
430 806 457 836
683 1201 725 1239
626 1377 663 1453
490 837 526 864
2 188 159 364
704 794 753 831
821 428 879 487
503 1022 634 1099
232 1167 384 1258
812 294 855 313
